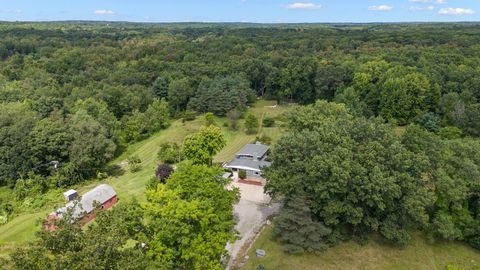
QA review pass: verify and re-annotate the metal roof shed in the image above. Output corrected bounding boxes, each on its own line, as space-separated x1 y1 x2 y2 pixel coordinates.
54 184 117 220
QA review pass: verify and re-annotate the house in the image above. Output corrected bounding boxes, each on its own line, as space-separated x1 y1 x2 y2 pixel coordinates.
224 142 271 180
46 184 118 229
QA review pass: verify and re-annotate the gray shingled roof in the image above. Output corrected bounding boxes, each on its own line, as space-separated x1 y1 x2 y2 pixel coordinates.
54 184 116 220
236 143 269 158
226 158 271 172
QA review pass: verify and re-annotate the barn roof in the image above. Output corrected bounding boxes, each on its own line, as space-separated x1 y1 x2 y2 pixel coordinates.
54 184 116 220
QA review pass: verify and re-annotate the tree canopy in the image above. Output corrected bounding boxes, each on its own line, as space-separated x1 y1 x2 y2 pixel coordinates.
266 100 480 251
142 162 239 269
182 126 226 165
266 101 433 246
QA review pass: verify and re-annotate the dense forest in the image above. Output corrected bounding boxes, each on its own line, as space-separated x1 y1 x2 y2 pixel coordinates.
1 22 480 268
267 101 480 253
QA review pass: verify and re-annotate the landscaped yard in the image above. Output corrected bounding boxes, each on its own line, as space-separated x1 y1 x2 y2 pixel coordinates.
241 226 480 270
0 100 293 256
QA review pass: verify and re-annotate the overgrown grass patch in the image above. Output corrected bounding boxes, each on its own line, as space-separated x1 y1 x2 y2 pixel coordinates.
241 226 480 270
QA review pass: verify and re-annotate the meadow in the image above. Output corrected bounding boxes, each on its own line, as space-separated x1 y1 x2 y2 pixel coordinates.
241 226 480 270
0 100 288 255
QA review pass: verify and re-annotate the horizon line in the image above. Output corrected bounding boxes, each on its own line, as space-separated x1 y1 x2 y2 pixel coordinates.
1 19 480 25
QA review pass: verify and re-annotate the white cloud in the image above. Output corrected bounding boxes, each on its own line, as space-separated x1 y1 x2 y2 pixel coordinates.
285 2 322 10
368 5 393 11
438 7 475 15
410 5 435 11
0 8 22 14
408 0 447 4
94 9 115 15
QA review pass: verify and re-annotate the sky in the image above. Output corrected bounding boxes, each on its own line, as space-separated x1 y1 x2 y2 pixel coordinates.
0 0 479 23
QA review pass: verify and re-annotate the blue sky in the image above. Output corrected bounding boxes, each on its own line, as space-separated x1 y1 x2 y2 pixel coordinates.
0 0 479 23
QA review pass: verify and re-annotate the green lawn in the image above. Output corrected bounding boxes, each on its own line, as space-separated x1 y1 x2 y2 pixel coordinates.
2 100 479 269
241 226 480 270
0 100 294 253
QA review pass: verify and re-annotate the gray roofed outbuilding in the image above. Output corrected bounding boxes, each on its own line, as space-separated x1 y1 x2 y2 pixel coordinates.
54 184 116 220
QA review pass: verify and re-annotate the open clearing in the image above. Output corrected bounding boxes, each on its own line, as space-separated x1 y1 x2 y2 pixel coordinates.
3 99 478 270
0 100 290 253
241 226 480 270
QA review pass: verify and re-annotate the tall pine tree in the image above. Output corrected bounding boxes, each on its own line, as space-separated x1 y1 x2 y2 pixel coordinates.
273 192 332 253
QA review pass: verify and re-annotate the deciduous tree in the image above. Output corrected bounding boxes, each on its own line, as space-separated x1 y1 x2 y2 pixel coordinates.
266 101 433 247
244 113 259 134
143 163 239 269
182 126 226 165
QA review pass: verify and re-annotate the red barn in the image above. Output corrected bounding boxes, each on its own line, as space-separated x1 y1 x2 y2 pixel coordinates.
46 184 118 229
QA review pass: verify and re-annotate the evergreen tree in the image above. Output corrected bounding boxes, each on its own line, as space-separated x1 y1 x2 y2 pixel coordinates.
273 193 332 254
152 77 169 99
188 75 255 116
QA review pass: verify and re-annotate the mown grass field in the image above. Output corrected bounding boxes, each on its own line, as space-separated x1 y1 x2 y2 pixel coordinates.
2 100 480 269
0 100 291 256
241 226 480 270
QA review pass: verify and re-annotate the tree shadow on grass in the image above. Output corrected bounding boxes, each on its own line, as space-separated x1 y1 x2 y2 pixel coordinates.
105 165 125 178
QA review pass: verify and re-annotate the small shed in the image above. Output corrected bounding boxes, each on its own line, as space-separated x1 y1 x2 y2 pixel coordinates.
63 189 78 202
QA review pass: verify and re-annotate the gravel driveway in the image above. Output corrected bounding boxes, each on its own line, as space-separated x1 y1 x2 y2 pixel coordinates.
226 182 280 269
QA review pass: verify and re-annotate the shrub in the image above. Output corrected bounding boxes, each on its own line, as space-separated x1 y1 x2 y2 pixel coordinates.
205 112 215 126
155 164 174 183
0 215 7 225
238 170 247 179
105 165 125 177
97 172 108 179
1 203 13 216
13 173 48 200
182 110 197 122
146 176 160 190
227 109 241 130
157 142 182 164
255 135 272 145
128 155 142 173
262 117 275 127
438 126 463 140
245 113 259 134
